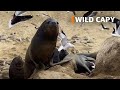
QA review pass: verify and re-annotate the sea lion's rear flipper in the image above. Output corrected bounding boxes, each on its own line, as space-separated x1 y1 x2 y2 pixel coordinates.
77 52 98 59
74 55 92 74
84 56 96 62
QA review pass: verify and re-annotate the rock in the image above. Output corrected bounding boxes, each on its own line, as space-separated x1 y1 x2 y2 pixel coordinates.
0 60 6 66
11 47 16 51
86 40 93 43
70 40 76 44
6 60 12 65
0 35 7 41
25 37 31 42
83 36 89 41
71 35 81 44
92 36 120 76
71 35 79 40
7 36 16 41
16 38 22 42
2 65 9 70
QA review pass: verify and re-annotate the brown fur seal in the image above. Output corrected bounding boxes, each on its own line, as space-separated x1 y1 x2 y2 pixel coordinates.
24 18 59 79
9 56 24 79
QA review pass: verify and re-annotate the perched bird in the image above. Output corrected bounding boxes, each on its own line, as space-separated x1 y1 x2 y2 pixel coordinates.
9 11 33 28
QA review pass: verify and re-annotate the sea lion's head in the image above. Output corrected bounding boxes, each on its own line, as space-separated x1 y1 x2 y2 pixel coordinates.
11 56 24 70
37 18 59 41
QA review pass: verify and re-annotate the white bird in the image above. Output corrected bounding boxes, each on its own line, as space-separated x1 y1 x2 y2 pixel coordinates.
58 30 74 51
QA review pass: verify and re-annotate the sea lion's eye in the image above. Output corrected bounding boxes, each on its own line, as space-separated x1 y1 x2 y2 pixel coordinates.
57 22 59 24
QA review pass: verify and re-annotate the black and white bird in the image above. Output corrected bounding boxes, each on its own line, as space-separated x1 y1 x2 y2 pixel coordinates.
9 11 33 28
112 25 120 37
58 30 74 51
109 17 120 37
109 17 120 29
81 11 98 26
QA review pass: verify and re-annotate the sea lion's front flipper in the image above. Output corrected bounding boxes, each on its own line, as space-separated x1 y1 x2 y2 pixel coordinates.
50 54 73 66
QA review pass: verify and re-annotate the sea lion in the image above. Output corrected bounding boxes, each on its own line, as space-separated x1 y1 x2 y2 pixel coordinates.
9 56 24 79
24 18 59 79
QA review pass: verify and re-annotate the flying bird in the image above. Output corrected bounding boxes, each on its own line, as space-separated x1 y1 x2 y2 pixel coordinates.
58 30 74 51
9 11 33 28
81 11 98 26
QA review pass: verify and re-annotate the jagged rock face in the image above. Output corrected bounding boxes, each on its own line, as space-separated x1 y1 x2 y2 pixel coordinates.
93 36 120 76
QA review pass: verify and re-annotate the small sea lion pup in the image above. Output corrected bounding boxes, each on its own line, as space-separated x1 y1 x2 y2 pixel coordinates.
9 56 24 79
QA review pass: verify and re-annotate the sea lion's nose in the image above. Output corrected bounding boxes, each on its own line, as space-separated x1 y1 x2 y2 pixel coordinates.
51 21 59 25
